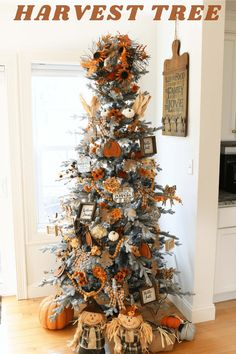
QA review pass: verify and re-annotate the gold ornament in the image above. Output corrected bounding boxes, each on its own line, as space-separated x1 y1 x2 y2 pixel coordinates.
91 246 102 256
157 267 175 280
103 177 121 194
70 238 79 248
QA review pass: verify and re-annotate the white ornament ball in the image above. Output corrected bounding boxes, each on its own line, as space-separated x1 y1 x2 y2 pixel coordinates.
91 225 108 239
122 108 135 119
108 231 119 242
101 108 109 118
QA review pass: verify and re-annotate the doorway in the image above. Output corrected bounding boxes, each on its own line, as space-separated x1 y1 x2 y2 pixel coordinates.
0 64 16 296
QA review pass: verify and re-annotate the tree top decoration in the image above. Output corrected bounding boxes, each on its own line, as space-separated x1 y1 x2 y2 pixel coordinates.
80 34 149 101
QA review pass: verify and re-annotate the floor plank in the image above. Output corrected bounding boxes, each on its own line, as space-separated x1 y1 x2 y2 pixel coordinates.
1 297 236 353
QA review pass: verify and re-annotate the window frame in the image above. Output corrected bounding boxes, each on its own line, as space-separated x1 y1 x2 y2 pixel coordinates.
0 53 23 297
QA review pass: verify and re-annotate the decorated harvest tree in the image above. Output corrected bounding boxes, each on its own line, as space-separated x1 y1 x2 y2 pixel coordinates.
41 34 187 351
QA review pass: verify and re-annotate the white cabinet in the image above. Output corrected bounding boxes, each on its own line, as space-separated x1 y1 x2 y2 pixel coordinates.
214 207 236 302
221 34 236 141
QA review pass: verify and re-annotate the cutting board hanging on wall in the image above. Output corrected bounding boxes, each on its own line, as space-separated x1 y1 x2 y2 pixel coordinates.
162 39 189 137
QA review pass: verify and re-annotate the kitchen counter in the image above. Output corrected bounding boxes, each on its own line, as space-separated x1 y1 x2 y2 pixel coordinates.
219 190 236 207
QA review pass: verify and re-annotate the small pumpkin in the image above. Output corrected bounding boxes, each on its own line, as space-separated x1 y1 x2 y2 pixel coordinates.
39 295 74 330
160 315 183 329
103 140 122 158
108 231 120 242
139 242 152 259
178 321 196 341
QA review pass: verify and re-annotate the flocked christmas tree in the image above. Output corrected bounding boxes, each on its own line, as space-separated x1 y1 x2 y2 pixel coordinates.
41 34 183 320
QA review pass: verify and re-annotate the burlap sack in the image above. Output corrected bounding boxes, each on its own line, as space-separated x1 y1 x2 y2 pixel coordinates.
149 327 176 353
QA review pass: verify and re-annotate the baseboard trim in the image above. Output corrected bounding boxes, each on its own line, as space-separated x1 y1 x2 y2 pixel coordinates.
169 295 216 323
27 284 53 299
214 290 236 303
0 284 16 297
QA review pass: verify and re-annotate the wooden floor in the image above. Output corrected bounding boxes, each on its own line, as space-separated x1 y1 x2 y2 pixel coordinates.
1 297 236 354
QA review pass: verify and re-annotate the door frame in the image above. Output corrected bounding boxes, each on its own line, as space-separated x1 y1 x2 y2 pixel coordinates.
0 53 26 298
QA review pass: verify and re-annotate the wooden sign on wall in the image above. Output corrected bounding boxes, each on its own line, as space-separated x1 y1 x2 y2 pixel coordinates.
162 40 189 137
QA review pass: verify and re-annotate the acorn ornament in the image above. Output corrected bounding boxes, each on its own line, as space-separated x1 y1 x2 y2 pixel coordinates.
108 231 119 242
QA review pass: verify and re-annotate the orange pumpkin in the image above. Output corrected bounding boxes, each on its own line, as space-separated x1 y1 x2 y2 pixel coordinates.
160 315 182 329
39 295 74 330
103 140 122 158
139 242 152 259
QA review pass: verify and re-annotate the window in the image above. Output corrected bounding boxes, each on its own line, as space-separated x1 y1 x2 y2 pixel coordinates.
31 64 89 231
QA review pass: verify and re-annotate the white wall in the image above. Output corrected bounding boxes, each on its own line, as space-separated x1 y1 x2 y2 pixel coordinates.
156 0 225 323
155 5 202 314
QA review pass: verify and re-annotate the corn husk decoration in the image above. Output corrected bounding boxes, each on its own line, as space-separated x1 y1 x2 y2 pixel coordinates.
132 92 151 118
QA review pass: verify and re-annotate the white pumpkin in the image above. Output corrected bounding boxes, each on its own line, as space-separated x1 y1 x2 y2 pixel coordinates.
178 321 196 341
108 231 119 242
101 108 109 117
122 107 135 119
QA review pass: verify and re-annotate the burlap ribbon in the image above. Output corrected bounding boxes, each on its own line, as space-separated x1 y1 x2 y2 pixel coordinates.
158 327 174 348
